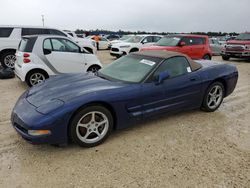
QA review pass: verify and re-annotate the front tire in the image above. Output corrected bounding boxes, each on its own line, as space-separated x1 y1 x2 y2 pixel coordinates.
1 51 16 68
222 55 230 61
70 106 113 147
201 82 224 112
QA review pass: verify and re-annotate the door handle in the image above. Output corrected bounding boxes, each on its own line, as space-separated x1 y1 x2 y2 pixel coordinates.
190 77 197 81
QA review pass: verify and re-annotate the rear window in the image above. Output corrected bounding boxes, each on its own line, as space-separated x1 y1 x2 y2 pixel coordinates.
0 27 14 37
18 37 37 52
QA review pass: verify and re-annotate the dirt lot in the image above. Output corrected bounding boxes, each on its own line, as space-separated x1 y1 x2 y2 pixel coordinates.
0 51 249 188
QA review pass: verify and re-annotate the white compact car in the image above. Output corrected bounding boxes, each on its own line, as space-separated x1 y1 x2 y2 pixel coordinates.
108 34 135 49
15 35 102 86
0 25 96 68
110 35 162 58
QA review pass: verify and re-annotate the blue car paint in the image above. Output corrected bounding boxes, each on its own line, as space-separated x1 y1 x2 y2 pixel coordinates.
11 61 238 145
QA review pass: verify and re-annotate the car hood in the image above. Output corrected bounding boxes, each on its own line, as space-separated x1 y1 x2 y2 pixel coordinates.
226 40 250 45
112 42 133 48
26 73 125 107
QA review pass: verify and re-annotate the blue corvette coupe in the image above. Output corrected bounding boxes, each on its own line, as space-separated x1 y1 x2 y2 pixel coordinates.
11 51 238 147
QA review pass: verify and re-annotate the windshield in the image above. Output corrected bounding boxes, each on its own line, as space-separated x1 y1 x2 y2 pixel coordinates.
156 36 181 46
126 36 144 43
120 35 134 41
235 33 250 40
99 55 160 83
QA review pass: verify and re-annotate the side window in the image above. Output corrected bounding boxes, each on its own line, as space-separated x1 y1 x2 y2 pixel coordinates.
153 36 162 42
181 37 192 45
49 29 67 37
192 37 205 45
43 39 52 51
51 38 80 53
21 28 45 36
101 38 107 41
0 27 14 37
142 36 153 43
154 57 191 78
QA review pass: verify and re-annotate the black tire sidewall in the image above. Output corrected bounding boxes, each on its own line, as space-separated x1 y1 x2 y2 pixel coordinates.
70 105 113 147
87 65 101 72
1 51 16 68
202 82 224 112
203 54 211 60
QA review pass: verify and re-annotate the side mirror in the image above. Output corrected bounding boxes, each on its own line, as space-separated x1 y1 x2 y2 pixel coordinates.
179 41 186 47
155 71 170 85
44 49 52 55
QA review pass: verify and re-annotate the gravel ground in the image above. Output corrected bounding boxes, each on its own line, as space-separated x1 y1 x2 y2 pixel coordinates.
0 51 249 188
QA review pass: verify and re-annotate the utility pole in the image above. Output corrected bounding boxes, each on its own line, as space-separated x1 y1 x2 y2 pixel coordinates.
42 15 45 27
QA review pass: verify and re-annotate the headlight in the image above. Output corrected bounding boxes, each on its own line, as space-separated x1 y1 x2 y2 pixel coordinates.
36 99 64 114
119 45 130 48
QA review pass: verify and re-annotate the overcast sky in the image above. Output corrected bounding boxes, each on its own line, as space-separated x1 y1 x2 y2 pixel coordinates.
0 0 249 33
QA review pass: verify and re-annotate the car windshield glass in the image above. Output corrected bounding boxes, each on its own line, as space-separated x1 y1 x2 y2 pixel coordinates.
156 36 181 46
99 55 160 83
120 35 133 41
235 33 250 40
126 36 144 43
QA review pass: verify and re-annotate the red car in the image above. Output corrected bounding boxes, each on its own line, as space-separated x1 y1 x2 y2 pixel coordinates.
141 34 212 60
221 32 250 60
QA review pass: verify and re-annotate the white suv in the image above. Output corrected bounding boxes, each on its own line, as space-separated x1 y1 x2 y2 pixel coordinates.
0 25 96 68
15 35 102 86
110 35 162 58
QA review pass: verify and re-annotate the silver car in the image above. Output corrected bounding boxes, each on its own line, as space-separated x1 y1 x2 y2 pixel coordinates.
209 38 222 55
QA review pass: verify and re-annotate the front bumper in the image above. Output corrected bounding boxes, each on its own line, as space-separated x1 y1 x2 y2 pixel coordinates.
110 47 124 57
11 92 68 145
221 50 250 57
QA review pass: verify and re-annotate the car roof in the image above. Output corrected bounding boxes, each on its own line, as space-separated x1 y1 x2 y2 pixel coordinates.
133 50 202 71
168 34 208 38
0 25 62 30
22 35 68 39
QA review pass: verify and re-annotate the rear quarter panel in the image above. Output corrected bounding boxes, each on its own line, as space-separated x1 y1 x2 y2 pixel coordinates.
196 60 238 98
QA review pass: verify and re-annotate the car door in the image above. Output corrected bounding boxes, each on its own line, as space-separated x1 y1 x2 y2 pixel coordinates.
189 37 206 59
43 38 86 73
141 56 202 118
178 37 193 58
141 36 155 47
99 38 109 49
210 39 221 55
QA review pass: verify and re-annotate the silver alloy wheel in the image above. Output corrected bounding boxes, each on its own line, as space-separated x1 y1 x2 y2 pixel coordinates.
30 73 46 86
207 85 223 109
4 54 16 68
76 111 109 144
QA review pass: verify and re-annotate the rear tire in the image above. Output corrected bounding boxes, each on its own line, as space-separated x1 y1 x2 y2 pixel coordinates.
0 51 16 68
70 105 113 147
26 70 48 87
129 48 139 53
87 65 101 73
201 82 224 112
222 55 230 61
203 54 211 60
